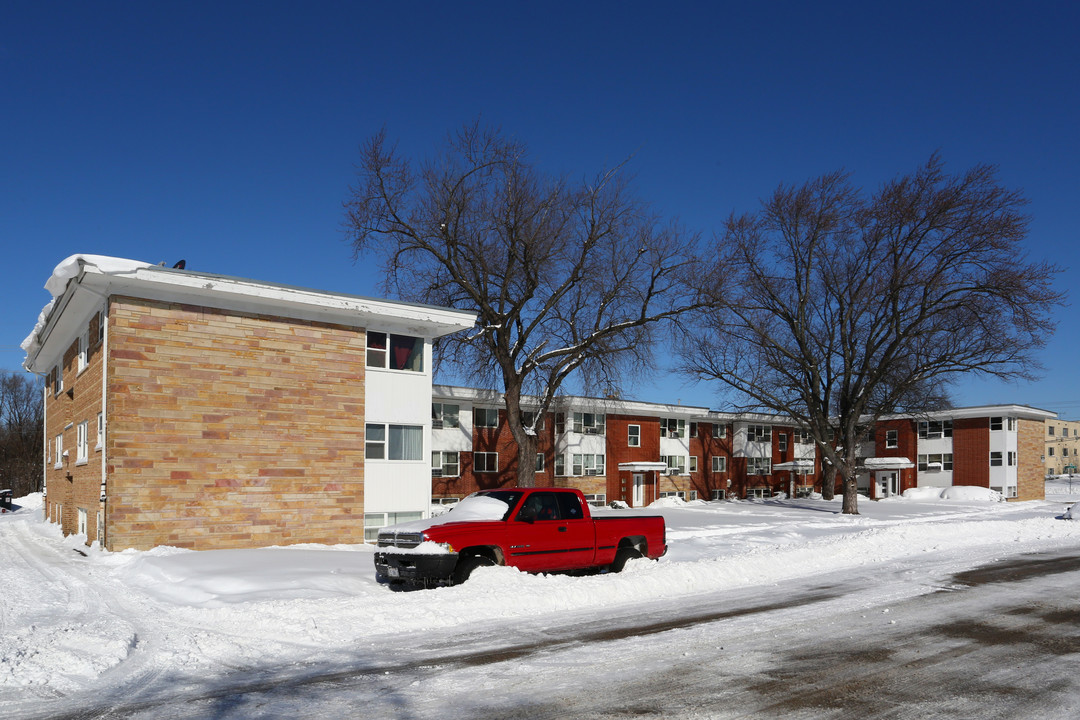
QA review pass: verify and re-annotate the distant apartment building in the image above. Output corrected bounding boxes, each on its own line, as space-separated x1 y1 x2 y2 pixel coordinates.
431 386 1053 506
23 256 473 550
1043 419 1080 475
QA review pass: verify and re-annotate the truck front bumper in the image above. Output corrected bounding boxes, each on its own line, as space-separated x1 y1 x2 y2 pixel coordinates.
374 550 459 586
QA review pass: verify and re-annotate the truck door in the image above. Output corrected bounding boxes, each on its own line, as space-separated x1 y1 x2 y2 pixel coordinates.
509 492 595 572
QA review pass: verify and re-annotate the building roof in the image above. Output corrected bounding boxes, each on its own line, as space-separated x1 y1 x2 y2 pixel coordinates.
24 255 476 372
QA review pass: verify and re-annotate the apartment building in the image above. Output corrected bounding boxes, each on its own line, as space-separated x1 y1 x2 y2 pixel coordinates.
431 386 1052 506
24 255 473 550
1044 419 1080 476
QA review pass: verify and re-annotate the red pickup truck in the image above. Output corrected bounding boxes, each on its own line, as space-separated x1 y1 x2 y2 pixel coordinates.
374 488 667 588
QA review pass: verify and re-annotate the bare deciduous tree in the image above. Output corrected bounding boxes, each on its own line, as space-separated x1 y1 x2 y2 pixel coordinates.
684 155 1062 513
345 123 708 487
0 370 44 497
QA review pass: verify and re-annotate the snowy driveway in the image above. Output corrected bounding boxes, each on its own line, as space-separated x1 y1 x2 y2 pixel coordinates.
2 486 1079 719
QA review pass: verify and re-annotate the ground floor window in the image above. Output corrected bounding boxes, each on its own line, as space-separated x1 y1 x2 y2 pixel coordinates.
433 497 460 505
660 491 686 500
711 489 726 500
364 511 424 542
583 493 606 507
431 451 459 477
795 485 814 498
747 487 769 499
474 452 499 473
712 456 727 473
77 508 87 536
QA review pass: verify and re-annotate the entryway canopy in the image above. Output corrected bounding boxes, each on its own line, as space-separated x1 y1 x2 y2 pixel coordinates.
862 457 915 470
774 460 816 471
618 462 670 472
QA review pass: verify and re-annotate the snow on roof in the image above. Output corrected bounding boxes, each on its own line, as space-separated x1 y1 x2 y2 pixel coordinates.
21 254 152 361
864 457 916 470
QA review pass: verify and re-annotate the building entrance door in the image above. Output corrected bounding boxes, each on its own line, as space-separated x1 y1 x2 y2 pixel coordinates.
633 473 644 506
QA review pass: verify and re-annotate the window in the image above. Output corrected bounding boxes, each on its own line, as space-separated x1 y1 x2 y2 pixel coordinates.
1008 451 1016 466
628 424 641 447
886 430 898 449
431 403 460 429
1049 447 1056 457
918 420 953 439
54 434 63 469
474 408 499 428
918 453 953 471
77 332 89 373
712 456 727 473
583 493 607 507
794 429 810 444
778 433 788 452
431 451 459 477
535 453 545 473
573 412 605 435
365 424 423 461
712 423 727 439
689 456 698 473
366 331 423 372
474 452 499 473
364 511 423 542
571 454 605 476
747 487 769 499
96 412 104 450
77 508 88 536
555 454 566 476
711 489 726 500
76 421 88 464
795 485 814 498
1007 418 1016 432
1049 425 1056 436
661 418 686 438
689 422 698 438
747 457 771 475
747 425 771 442
660 491 686 500
990 417 1003 431
990 451 1003 467
661 455 686 474
53 365 63 396
521 411 544 430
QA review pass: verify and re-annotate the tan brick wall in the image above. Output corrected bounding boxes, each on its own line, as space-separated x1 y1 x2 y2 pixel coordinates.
44 312 106 545
1016 418 1045 501
104 297 367 551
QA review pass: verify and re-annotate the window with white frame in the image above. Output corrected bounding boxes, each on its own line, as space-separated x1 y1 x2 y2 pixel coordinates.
886 429 898 449
660 418 685 438
689 422 699 437
777 433 788 452
535 453 545 473
712 423 727 438
747 457 771 475
97 311 105 342
76 421 88 464
661 455 686 474
365 424 423 460
571 454 605 476
431 403 460 429
431 451 459 477
795 485 814 498
747 424 771 442
918 453 953 471
990 451 1003 467
364 511 423 542
1049 447 1056 457
77 508 87 536
572 412 605 435
1008 451 1016 466
689 456 698 473
990 417 1003 431
96 412 104 450
918 420 953 439
54 434 63 469
1007 417 1016 431
628 424 641 447
77 332 89 373
583 493 607 507
555 413 565 434
53 365 63 396
660 491 686 500
747 487 769 499
712 456 727 473
366 331 423 372
711 489 726 500
474 408 499 428
474 452 499 473
794 429 810 444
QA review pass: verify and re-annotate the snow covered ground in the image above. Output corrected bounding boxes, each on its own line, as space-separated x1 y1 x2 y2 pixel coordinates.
1 481 1078 719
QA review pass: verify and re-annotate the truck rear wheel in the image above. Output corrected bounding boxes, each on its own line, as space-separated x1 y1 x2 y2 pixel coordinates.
610 546 643 573
453 554 495 584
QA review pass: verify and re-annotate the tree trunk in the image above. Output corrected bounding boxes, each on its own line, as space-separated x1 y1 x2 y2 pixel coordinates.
841 473 860 515
821 464 837 501
501 377 537 488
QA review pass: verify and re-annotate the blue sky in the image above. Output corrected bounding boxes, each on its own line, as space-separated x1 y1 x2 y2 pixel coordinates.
3 1 1077 414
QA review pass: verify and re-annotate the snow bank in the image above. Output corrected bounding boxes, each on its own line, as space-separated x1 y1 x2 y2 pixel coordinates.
901 486 1003 502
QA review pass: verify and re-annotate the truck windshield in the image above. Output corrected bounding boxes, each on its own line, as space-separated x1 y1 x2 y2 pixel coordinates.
475 490 524 521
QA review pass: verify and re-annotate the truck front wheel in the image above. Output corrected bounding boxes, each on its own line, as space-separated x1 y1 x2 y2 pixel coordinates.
453 553 495 584
610 546 643 573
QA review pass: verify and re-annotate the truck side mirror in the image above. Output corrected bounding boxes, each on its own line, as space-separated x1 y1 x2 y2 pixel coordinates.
517 506 537 523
